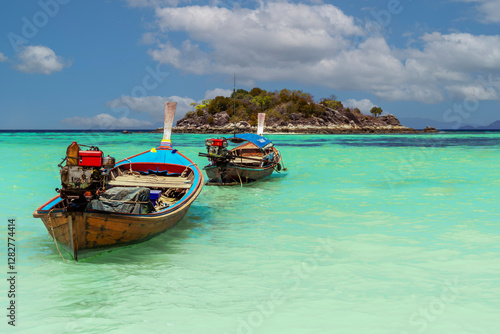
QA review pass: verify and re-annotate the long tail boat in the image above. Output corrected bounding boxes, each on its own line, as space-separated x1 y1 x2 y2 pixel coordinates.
199 113 285 185
33 102 204 260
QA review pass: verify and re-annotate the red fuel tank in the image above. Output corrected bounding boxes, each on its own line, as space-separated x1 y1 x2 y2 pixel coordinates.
78 150 103 167
205 138 228 147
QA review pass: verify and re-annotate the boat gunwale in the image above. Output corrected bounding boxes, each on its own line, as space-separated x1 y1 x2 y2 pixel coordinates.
34 177 203 219
34 152 205 219
203 163 277 172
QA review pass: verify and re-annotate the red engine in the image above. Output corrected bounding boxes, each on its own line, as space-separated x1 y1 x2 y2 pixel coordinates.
205 138 228 147
205 138 229 158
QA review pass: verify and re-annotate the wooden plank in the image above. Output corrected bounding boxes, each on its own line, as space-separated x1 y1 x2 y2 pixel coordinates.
232 158 262 164
108 175 192 188
109 180 191 188
111 175 189 182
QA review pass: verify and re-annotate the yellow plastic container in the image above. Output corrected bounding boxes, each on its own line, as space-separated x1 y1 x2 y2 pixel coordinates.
66 142 80 166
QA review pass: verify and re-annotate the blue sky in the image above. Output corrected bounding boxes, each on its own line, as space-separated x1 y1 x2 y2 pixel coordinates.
0 0 499 129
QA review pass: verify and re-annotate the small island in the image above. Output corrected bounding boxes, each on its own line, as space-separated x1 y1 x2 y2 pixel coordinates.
170 88 437 134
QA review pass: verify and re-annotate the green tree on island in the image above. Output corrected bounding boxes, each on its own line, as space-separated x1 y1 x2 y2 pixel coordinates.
252 95 271 112
188 87 389 124
370 107 383 118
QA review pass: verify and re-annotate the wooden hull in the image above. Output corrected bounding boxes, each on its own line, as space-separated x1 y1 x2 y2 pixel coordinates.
33 180 202 259
33 143 204 260
35 102 204 260
204 164 275 183
203 142 282 184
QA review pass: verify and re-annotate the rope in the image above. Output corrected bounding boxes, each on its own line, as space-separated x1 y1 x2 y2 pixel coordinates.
181 163 198 177
236 169 243 187
276 150 287 171
124 158 133 173
47 208 68 263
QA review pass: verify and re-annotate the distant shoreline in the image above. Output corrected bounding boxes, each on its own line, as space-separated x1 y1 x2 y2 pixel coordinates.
2 129 500 133
169 127 436 135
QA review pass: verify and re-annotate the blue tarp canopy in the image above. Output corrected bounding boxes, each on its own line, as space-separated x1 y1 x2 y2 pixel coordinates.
226 133 272 149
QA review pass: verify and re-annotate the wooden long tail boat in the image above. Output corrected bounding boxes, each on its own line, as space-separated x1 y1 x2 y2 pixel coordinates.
199 113 285 185
33 102 204 260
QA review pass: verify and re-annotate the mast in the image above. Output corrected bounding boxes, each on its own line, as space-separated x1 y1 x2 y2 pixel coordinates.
257 113 265 136
161 101 177 147
233 73 236 137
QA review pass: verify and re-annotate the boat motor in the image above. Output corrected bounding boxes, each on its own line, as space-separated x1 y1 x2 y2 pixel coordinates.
58 142 115 201
200 138 230 160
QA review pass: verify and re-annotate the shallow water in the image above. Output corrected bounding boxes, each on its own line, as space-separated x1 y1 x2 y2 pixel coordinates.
0 131 499 333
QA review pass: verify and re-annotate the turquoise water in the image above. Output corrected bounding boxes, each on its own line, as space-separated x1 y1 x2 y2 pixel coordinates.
1 131 499 334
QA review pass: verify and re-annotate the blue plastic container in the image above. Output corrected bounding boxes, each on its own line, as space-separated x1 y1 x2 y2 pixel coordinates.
150 190 162 205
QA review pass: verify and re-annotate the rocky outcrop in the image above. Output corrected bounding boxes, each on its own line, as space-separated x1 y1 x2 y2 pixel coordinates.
169 106 438 134
422 126 439 132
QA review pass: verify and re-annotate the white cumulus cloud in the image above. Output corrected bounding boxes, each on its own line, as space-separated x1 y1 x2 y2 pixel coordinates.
204 88 232 100
144 2 500 104
456 0 500 23
399 32 500 101
15 45 71 74
61 114 153 129
124 0 178 7
150 2 360 74
344 99 376 115
105 95 196 125
0 52 7 62
105 89 234 125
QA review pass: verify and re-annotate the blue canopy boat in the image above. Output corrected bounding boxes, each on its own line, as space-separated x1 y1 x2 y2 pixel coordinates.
33 102 204 260
199 113 285 185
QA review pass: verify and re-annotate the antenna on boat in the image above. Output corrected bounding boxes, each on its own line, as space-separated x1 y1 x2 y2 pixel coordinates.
161 101 177 147
257 113 265 136
233 73 236 137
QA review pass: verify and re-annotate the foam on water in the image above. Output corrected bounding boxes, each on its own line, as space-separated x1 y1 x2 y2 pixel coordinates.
0 131 499 333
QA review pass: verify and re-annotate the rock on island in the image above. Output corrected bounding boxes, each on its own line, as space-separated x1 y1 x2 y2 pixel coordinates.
166 88 438 134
